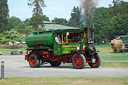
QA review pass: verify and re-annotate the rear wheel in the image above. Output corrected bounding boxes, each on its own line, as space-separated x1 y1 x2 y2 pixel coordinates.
29 54 39 68
37 55 42 67
37 59 42 67
88 53 101 68
72 54 85 69
50 61 61 67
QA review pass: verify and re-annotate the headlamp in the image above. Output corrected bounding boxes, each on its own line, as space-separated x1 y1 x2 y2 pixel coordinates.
76 47 80 50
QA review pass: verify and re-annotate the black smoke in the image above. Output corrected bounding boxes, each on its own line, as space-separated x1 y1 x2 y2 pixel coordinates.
81 0 98 27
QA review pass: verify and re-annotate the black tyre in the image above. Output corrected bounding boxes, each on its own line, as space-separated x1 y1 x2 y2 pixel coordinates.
29 54 39 68
50 61 61 67
72 54 86 69
85 44 96 55
36 54 43 67
37 59 42 67
88 53 101 68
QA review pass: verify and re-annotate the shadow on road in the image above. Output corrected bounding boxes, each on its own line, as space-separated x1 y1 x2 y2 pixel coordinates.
23 65 92 69
40 65 74 69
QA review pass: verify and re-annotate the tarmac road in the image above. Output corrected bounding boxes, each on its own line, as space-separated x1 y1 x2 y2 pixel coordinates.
0 55 128 78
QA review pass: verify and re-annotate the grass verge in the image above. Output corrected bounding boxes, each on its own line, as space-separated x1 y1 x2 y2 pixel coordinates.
101 62 128 67
0 77 128 85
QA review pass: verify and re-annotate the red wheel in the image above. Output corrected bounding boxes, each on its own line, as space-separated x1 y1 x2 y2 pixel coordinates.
29 54 39 68
72 54 85 69
73 56 82 67
88 53 101 68
30 56 36 66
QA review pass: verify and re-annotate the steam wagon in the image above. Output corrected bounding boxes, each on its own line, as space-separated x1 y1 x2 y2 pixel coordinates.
25 28 101 69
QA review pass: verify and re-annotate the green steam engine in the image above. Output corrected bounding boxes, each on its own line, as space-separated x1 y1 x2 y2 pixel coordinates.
25 28 101 69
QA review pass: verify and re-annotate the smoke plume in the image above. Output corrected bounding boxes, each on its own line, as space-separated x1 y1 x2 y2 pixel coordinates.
81 0 98 27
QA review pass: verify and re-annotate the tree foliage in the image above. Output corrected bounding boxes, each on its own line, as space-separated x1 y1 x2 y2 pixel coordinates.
108 1 128 17
5 29 23 47
0 0 9 33
0 34 7 44
68 6 82 27
92 1 128 43
43 15 50 21
92 7 114 43
52 17 68 26
8 16 22 30
111 13 128 36
28 0 45 31
14 22 35 35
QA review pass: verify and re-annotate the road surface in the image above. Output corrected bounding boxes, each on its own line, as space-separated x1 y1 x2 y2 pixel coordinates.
0 55 128 77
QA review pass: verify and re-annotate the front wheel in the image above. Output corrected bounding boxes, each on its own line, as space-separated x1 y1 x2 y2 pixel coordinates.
29 54 39 68
72 54 86 69
88 53 101 68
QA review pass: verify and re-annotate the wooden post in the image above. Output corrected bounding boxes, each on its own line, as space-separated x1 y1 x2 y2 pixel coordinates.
66 33 68 43
61 33 63 43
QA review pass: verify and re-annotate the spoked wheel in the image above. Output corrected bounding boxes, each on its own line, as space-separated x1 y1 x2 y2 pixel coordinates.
29 54 39 68
50 61 61 67
72 54 86 69
88 53 101 68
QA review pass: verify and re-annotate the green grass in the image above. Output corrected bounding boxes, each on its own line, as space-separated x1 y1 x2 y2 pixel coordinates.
95 44 112 53
95 44 128 62
0 47 26 55
95 44 128 67
0 77 128 85
101 62 128 67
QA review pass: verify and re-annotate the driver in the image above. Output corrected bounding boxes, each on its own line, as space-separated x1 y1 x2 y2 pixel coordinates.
55 34 61 44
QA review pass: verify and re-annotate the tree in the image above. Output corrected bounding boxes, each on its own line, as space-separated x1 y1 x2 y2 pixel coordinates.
24 15 49 26
23 18 30 26
107 1 128 37
52 17 68 26
68 18 77 27
108 1 128 17
5 29 23 48
14 22 35 35
43 15 50 21
28 0 46 31
69 6 82 27
8 16 22 30
0 34 7 44
111 13 128 36
92 7 114 43
0 0 9 33
92 1 128 43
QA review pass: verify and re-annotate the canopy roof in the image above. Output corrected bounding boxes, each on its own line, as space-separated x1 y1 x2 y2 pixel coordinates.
33 21 88 34
38 28 87 34
44 21 79 31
